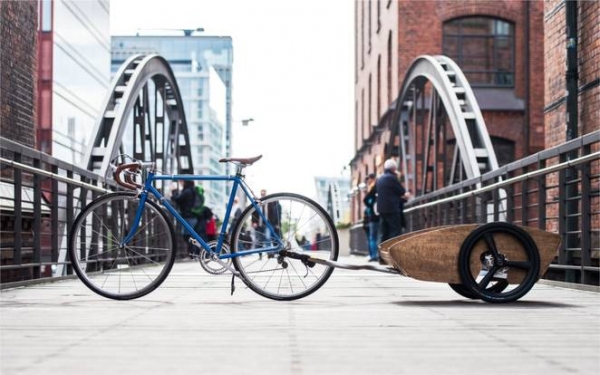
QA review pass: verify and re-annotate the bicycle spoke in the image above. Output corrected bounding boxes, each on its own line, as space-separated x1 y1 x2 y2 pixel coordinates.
69 192 175 300
478 265 499 289
483 233 499 257
231 193 338 300
504 260 532 270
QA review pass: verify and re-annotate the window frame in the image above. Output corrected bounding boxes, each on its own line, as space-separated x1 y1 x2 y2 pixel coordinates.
442 16 515 88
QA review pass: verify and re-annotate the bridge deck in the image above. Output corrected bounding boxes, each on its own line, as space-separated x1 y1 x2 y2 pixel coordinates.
1 255 599 375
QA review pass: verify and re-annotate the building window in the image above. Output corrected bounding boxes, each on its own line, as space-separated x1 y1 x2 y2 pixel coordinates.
368 73 372 130
376 0 381 33
361 0 365 69
368 0 372 53
40 0 52 32
377 55 381 119
443 17 515 87
387 31 392 104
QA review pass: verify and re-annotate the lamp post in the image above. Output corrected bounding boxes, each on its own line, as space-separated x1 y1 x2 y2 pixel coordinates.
241 118 254 126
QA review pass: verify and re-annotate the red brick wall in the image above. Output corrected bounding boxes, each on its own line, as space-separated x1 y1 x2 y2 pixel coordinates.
399 0 545 157
579 0 600 137
351 0 546 223
0 1 37 148
545 0 599 147
544 0 599 237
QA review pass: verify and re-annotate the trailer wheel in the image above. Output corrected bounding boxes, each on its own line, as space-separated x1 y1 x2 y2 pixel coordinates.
458 222 540 303
448 280 508 300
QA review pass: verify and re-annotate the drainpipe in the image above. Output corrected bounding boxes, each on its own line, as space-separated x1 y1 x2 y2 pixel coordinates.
566 0 578 141
563 0 579 281
523 1 530 156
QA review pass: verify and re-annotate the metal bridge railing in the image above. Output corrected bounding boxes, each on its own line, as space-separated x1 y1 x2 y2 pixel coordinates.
404 130 600 285
2 132 599 287
0 137 200 288
0 138 114 287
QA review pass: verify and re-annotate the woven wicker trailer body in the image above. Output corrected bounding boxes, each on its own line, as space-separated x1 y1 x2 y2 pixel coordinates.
379 222 561 303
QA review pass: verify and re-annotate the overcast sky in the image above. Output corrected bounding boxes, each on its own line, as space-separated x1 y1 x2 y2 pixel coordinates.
110 0 355 198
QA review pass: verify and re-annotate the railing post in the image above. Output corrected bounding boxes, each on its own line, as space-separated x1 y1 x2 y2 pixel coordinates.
65 169 74 275
580 147 591 285
537 158 547 230
51 165 59 264
32 158 41 279
14 153 23 266
506 184 514 223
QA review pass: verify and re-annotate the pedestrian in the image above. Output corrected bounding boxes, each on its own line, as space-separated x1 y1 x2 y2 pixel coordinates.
171 180 199 257
228 196 243 238
363 173 380 262
251 189 281 258
376 158 410 244
205 210 217 242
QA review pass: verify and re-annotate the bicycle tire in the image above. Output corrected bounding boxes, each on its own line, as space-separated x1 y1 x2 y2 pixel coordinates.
448 281 508 300
68 191 177 300
230 193 339 300
458 222 540 303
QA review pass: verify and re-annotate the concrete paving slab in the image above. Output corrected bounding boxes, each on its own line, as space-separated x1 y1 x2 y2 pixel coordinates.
1 255 599 375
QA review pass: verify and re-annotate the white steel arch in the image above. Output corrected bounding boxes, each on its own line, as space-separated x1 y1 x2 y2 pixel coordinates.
389 55 506 219
82 54 194 178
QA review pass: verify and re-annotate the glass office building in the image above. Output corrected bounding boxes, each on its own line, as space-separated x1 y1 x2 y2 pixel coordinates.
111 35 233 216
39 0 111 164
314 176 352 226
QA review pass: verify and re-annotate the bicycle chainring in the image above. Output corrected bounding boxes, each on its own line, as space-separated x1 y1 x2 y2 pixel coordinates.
198 241 232 275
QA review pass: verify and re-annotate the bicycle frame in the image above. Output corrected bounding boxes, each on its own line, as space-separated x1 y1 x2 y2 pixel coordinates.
121 169 285 260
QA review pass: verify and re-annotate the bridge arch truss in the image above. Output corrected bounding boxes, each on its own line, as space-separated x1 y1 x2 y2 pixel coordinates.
82 54 194 183
387 55 506 219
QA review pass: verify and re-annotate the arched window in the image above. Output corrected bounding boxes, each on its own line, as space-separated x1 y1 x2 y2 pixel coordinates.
443 17 514 87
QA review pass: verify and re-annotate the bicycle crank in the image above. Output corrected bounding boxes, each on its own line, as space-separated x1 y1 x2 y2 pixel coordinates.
191 240 233 275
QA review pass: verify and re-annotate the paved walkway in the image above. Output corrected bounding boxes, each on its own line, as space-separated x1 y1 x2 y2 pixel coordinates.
1 255 599 375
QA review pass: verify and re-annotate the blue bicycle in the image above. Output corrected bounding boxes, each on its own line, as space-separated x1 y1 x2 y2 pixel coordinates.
68 156 339 301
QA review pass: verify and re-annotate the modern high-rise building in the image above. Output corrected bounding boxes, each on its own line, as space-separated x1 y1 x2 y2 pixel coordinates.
314 176 351 226
37 0 111 163
111 34 233 216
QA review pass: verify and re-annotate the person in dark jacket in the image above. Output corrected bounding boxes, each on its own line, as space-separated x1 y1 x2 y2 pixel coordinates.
171 180 199 256
363 173 380 261
376 159 410 244
251 189 281 259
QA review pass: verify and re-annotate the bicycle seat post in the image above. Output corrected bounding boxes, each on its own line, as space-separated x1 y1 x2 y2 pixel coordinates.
234 163 246 177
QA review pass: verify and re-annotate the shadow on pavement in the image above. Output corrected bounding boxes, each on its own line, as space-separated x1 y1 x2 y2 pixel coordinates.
391 300 579 309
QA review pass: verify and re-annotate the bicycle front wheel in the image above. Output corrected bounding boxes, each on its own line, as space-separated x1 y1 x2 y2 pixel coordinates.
230 193 339 300
68 192 176 300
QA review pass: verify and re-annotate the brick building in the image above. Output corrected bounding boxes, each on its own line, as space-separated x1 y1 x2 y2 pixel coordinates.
0 1 39 282
543 1 599 271
544 0 599 146
0 0 38 147
350 0 546 224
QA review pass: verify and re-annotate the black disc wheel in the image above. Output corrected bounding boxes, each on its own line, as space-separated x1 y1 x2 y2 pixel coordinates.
448 283 479 299
230 193 339 301
68 192 177 300
458 222 540 303
448 280 509 300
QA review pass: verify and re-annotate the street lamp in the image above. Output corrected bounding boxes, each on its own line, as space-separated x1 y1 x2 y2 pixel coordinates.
241 118 254 126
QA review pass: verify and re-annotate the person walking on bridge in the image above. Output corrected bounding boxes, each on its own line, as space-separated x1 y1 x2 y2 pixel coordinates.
363 173 380 262
376 158 409 244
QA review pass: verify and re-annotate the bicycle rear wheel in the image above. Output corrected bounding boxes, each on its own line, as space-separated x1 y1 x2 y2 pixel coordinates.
68 192 176 300
230 193 339 300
